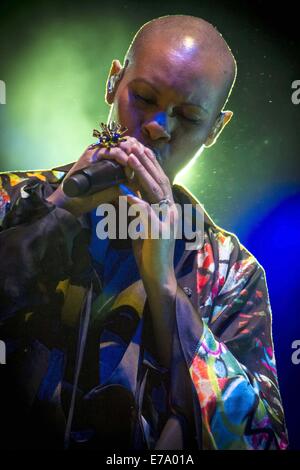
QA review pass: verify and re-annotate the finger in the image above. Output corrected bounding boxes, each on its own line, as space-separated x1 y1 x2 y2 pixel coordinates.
125 193 158 238
125 193 178 241
106 138 163 200
127 154 164 203
127 154 174 205
118 138 168 190
144 147 163 170
124 143 171 195
90 146 130 167
132 149 171 195
119 137 144 156
88 146 139 192
119 139 164 186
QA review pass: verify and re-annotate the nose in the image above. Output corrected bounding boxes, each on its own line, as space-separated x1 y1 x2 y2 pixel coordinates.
141 111 171 142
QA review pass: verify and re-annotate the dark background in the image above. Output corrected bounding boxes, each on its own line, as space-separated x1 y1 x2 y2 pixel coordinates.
0 0 299 449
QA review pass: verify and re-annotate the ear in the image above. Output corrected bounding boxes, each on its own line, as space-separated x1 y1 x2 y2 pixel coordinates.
204 110 233 148
105 59 123 105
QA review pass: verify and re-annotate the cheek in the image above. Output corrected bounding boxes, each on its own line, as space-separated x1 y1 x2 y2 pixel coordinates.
165 124 210 174
114 90 141 134
172 124 208 153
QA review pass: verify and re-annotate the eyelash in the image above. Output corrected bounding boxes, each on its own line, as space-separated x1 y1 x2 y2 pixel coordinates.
133 93 155 105
182 116 202 125
133 93 202 125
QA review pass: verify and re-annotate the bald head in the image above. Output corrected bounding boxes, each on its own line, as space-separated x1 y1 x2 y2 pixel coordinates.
107 15 237 178
124 15 237 107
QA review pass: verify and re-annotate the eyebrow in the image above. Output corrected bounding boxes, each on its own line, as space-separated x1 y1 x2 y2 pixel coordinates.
130 78 208 114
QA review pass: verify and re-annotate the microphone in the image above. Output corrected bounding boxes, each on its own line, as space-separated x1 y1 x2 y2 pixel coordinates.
62 159 126 197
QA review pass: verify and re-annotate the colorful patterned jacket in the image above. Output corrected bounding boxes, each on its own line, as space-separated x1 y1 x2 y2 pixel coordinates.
0 164 288 450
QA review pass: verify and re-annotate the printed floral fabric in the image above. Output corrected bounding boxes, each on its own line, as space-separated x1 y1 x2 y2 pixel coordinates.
185 219 288 450
0 167 288 449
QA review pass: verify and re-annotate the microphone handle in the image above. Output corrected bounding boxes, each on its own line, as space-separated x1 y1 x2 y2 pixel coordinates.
62 160 126 198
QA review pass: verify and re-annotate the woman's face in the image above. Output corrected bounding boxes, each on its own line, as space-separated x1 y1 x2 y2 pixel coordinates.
109 39 230 181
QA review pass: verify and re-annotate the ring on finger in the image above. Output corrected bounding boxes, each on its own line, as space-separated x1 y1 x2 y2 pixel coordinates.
158 197 172 208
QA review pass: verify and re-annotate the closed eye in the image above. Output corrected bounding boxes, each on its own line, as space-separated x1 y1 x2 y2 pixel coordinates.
179 114 203 125
133 93 156 105
170 107 203 125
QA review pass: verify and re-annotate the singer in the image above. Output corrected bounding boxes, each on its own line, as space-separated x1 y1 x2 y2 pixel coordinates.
0 15 288 450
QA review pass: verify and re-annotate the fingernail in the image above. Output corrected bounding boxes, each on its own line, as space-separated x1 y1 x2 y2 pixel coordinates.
119 184 138 197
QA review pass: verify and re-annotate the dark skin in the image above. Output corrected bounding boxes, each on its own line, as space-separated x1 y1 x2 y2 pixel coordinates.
47 28 234 448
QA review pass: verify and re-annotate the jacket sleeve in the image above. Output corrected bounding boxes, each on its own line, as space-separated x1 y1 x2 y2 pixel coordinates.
0 172 91 322
178 226 288 450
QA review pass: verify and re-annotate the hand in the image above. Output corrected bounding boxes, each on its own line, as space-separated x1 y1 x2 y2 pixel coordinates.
49 136 179 289
109 136 179 290
50 135 179 368
46 144 139 217
115 136 180 368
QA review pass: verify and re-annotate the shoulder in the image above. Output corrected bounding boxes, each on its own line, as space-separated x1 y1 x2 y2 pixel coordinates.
0 162 74 226
172 182 264 277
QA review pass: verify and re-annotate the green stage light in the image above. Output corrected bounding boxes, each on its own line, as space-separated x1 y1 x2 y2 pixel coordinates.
0 17 133 171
